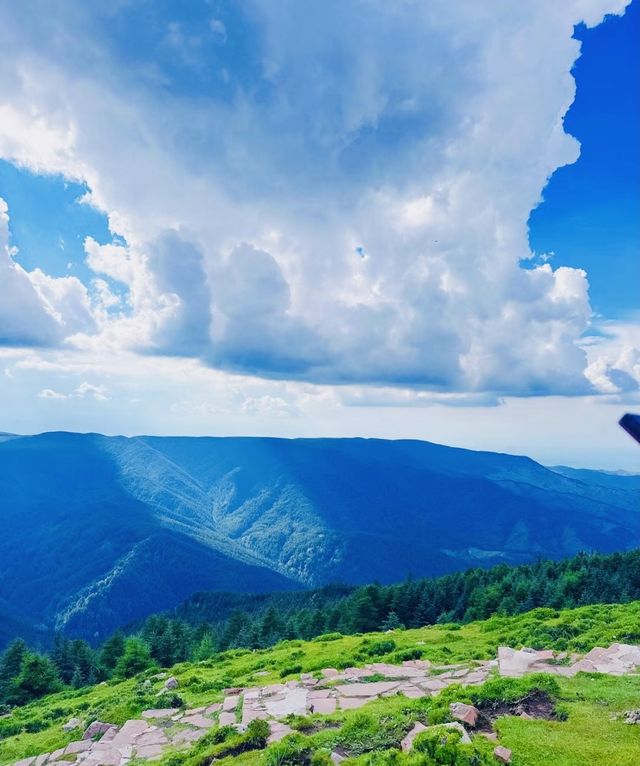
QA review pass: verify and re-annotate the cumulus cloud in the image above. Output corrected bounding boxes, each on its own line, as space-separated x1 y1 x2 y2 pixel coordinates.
0 198 94 346
0 0 635 397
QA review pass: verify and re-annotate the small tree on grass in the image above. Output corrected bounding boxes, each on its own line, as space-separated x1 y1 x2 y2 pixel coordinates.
114 638 155 679
9 652 61 704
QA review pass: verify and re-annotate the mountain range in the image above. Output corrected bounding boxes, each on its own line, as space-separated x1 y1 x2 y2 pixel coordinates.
1 431 639 645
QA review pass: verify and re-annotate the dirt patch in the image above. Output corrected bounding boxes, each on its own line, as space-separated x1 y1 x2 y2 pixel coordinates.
474 691 558 732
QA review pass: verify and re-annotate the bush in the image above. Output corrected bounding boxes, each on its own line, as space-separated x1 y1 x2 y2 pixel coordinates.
312 633 342 643
280 665 303 678
366 640 397 657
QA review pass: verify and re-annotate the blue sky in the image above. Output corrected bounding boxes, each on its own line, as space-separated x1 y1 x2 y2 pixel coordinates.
0 0 638 469
529 0 640 319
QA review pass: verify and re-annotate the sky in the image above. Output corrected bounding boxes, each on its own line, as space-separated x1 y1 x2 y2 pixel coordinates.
0 0 638 470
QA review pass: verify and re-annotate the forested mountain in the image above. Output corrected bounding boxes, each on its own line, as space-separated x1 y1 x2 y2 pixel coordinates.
1 432 639 644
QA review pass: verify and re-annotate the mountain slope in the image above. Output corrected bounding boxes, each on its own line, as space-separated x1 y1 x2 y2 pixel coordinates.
1 432 639 643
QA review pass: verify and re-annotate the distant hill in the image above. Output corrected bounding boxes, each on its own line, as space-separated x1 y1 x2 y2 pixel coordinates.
1 432 639 644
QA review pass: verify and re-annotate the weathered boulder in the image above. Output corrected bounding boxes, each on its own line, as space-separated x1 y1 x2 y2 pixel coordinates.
494 745 512 763
164 676 179 690
449 702 479 727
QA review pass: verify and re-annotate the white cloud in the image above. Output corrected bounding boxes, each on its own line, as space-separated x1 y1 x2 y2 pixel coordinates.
0 0 635 400
0 197 95 346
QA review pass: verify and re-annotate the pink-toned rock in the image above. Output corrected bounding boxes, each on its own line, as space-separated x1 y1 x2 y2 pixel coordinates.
181 714 215 728
34 754 49 766
401 722 427 752
267 722 294 744
479 732 498 742
449 702 479 727
135 729 168 747
494 745 512 763
310 697 337 714
171 729 207 746
164 676 179 690
339 697 369 710
142 709 179 719
64 740 92 755
336 681 400 697
222 695 240 712
321 668 340 678
13 759 35 766
218 712 236 727
135 744 164 760
83 721 113 740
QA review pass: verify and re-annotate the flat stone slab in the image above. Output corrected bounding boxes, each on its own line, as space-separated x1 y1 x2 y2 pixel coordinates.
267 722 294 744
181 714 215 728
222 695 240 712
218 712 237 727
142 709 179 719
339 697 369 710
310 697 337 714
335 681 400 697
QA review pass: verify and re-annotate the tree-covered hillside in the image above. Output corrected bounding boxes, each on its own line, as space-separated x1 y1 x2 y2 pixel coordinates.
2 549 640 710
2 433 639 644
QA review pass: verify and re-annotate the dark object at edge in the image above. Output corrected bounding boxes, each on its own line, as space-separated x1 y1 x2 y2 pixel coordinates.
620 413 640 445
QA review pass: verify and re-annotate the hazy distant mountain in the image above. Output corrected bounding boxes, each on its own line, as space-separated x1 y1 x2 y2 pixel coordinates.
1 432 639 645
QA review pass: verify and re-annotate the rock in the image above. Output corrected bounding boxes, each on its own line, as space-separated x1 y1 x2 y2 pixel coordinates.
449 702 479 727
479 732 498 742
62 718 83 732
218 712 236 727
494 745 512 763
335 681 400 697
623 709 640 724
142 709 179 719
267 722 294 744
401 722 427 752
13 759 35 766
181 714 215 728
34 755 50 766
330 752 346 764
83 721 113 740
135 744 164 760
64 740 93 755
222 695 240 712
164 676 179 690
172 729 207 746
310 697 337 714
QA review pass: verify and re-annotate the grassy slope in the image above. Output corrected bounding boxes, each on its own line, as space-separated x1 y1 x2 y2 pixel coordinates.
1 601 639 766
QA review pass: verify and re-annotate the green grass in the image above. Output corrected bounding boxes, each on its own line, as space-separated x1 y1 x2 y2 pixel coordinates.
1 601 640 766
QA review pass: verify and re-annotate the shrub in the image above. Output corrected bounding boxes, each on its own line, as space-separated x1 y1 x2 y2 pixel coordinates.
312 633 343 643
280 665 303 678
366 640 397 657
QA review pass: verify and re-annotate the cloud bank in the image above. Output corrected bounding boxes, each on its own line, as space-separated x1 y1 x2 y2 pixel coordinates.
0 0 636 397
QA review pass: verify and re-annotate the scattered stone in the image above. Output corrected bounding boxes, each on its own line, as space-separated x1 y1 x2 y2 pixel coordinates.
401 722 427 752
141 709 178 719
222 695 240 712
64 740 92 755
218 712 236 727
267 722 294 744
330 753 346 765
83 721 113 740
494 745 512 763
450 702 479 727
172 729 207 746
622 709 640 724
135 744 164 760
181 713 215 728
62 718 83 732
164 676 179 690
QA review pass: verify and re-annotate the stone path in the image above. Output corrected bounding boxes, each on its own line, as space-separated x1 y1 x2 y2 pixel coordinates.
9 642 640 766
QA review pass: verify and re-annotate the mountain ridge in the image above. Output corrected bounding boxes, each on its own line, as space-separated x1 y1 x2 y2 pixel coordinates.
1 431 638 644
